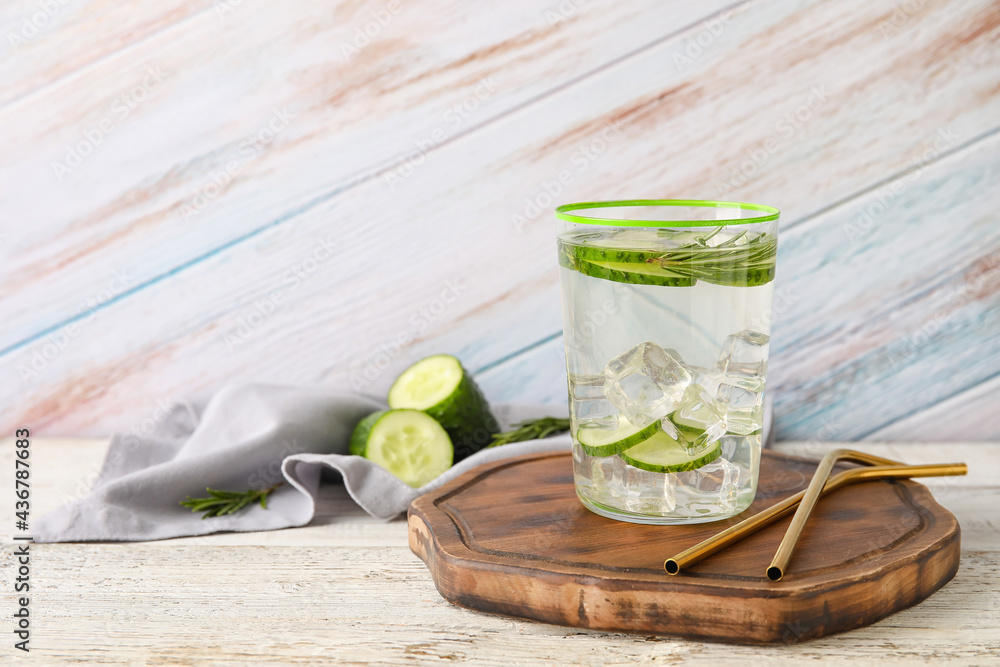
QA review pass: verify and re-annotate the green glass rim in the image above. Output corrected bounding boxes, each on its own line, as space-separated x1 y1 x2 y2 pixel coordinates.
554 199 780 228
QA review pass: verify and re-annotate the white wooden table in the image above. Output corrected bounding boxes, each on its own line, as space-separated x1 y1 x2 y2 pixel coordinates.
2 440 998 665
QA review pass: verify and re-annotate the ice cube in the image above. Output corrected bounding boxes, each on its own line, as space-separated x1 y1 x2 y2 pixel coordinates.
603 342 691 427
669 384 726 449
686 366 723 397
627 466 677 515
717 330 770 376
568 374 619 431
675 457 742 512
716 375 765 436
659 415 681 441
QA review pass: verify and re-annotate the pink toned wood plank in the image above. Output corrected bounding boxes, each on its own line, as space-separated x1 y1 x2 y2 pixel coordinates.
0 0 213 107
2 0 999 437
0 0 732 348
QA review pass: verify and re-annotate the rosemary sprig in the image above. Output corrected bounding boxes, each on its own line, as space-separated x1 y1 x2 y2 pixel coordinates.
180 482 285 519
489 417 571 447
645 231 777 286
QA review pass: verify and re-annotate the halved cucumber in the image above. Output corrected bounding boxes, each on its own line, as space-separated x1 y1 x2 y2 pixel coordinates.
388 354 498 462
349 409 453 488
619 431 722 473
576 418 659 457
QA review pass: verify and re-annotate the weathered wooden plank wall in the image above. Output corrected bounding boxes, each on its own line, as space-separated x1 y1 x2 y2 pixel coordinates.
1 0 997 439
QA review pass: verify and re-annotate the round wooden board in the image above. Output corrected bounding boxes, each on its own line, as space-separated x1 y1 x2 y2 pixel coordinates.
407 450 961 644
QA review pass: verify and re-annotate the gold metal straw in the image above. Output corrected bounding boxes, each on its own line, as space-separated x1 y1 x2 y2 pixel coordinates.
664 460 967 576
766 449 901 581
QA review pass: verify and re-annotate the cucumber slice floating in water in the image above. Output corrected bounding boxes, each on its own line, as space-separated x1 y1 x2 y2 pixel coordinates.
618 431 723 473
559 247 695 287
570 242 666 265
576 257 696 287
576 418 660 457
388 354 499 461
557 233 776 288
349 409 453 488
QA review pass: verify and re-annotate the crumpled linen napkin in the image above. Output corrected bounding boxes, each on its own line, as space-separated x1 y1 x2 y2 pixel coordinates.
34 384 572 543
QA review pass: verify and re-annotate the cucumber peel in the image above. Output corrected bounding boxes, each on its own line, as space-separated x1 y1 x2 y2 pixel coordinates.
558 235 776 288
349 409 453 488
576 418 659 457
574 257 697 287
388 354 498 461
618 432 723 473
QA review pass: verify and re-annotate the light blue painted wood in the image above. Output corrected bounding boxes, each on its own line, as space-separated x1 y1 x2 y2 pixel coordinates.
768 131 1000 440
474 131 1000 441
476 336 567 406
867 373 1000 441
2 0 999 438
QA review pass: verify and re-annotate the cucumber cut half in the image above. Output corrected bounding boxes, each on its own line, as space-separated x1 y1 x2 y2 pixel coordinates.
576 418 659 457
388 354 499 461
619 432 722 473
349 409 453 488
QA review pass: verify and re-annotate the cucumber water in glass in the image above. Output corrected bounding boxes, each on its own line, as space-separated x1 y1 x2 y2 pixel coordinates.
556 200 780 525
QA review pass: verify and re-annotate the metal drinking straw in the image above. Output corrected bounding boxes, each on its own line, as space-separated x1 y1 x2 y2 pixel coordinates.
664 454 967 576
767 449 897 581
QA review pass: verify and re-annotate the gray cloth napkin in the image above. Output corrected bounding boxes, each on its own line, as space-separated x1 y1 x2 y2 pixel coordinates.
34 384 572 543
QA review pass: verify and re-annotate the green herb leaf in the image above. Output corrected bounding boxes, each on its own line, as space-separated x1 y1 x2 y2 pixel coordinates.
488 417 571 447
180 482 285 519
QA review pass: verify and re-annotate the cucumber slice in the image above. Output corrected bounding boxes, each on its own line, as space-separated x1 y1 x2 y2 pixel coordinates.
559 243 693 287
349 409 453 488
388 354 499 462
574 257 696 287
576 418 659 457
619 431 723 473
569 242 665 265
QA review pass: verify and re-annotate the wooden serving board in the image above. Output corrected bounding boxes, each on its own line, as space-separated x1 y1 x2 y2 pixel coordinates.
408 450 961 644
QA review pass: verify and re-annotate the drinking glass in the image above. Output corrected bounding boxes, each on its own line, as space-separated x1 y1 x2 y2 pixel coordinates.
556 199 780 524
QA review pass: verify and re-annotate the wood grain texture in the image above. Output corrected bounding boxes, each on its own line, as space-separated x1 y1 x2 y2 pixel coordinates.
408 450 962 644
473 131 1000 440
0 1 213 107
0 0 731 347
1 0 999 438
866 374 1000 441
1 438 997 664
